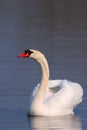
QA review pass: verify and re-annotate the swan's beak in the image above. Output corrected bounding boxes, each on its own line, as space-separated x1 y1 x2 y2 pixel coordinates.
17 52 29 58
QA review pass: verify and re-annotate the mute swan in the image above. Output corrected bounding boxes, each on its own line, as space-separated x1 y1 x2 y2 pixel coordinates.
18 49 83 116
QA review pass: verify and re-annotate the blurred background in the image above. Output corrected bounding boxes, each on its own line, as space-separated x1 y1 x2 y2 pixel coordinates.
0 0 87 129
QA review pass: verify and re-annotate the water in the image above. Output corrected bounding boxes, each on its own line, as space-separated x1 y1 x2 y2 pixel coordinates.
0 0 87 129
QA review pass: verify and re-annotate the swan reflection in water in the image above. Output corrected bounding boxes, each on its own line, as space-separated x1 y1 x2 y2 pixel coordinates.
29 115 82 130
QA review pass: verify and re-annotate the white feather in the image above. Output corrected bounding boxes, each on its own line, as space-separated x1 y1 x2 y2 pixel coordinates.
27 49 83 116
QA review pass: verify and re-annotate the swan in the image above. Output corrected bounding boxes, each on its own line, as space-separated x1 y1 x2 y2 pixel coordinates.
18 49 83 116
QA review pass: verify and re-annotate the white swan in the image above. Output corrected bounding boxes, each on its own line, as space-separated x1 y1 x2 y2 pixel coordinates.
18 49 83 116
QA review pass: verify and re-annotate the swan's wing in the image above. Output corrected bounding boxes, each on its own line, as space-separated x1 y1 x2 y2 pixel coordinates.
29 83 40 107
32 83 40 96
45 80 83 109
47 80 62 93
44 80 62 99
47 80 62 88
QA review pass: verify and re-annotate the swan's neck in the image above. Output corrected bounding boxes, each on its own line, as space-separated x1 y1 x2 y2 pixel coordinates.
33 54 50 99
39 56 50 94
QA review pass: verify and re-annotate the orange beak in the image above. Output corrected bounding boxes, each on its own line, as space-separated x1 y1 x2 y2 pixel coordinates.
17 52 29 58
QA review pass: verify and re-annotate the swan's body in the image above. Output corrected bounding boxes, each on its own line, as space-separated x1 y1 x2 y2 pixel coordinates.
18 49 83 116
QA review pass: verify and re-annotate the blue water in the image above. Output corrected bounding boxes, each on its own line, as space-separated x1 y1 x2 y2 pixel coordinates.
0 0 87 129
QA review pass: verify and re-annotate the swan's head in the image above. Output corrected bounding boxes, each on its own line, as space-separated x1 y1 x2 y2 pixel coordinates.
17 49 45 62
18 49 49 77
